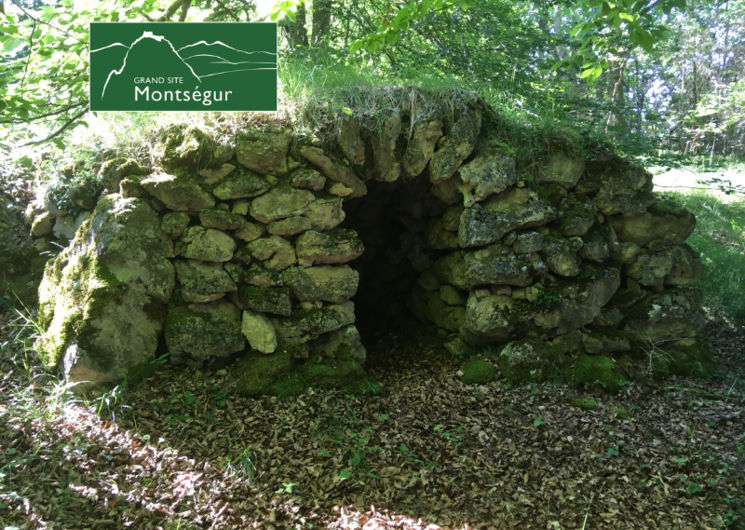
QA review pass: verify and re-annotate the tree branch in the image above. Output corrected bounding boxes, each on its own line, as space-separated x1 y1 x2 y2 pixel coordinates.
21 20 36 88
158 0 187 21
20 108 88 147
178 0 192 21
212 0 240 21
0 101 88 125
9 0 85 43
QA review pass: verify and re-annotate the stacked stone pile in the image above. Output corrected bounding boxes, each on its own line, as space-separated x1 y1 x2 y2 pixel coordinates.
31 91 715 395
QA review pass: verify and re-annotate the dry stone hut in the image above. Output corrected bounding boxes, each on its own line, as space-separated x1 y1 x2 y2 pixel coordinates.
30 89 714 395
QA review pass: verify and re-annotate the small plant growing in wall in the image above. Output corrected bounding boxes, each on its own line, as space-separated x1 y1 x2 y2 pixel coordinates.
534 290 561 309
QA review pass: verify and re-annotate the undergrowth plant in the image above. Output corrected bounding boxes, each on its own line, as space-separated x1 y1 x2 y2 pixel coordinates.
665 191 745 324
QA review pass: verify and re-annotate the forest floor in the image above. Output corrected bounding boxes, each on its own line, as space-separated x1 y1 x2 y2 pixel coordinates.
0 311 744 530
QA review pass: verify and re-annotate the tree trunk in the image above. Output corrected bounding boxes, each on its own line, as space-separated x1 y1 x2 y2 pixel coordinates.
606 59 627 135
312 0 333 45
286 1 309 49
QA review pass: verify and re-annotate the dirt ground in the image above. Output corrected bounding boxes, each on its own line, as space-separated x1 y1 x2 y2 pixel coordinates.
0 311 744 530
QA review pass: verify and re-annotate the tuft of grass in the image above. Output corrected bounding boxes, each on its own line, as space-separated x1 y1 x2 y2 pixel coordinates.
664 191 745 323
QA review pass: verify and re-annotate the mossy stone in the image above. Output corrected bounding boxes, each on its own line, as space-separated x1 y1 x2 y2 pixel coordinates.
612 406 629 419
497 338 569 384
651 338 718 378
235 128 292 176
154 126 219 173
572 397 599 410
35 195 174 391
212 170 273 200
282 265 359 304
296 357 384 395
572 354 629 393
272 303 355 344
199 208 248 230
161 212 191 239
181 226 236 262
165 300 245 361
237 285 292 316
173 259 237 303
141 170 215 212
461 359 496 385
231 349 292 397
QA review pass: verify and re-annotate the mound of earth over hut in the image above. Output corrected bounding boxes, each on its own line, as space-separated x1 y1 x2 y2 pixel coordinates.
27 88 714 395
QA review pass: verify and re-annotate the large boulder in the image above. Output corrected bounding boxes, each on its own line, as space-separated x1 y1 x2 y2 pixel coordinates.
555 194 597 237
36 195 175 390
290 168 326 191
161 212 190 239
314 324 367 363
571 354 628 392
541 231 583 277
199 208 248 231
99 159 149 192
68 180 102 211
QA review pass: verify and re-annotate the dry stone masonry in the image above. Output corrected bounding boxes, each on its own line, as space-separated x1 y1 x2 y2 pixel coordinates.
30 90 715 395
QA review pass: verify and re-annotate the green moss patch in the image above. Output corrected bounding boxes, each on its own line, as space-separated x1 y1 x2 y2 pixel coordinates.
572 397 599 410
461 359 496 385
571 354 629 393
231 349 293 397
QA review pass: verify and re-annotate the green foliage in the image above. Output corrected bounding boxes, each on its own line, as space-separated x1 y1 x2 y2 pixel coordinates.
665 191 745 323
560 0 687 83
534 290 561 309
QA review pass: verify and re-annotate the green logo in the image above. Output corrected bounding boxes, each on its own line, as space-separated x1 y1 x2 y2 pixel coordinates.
89 22 277 111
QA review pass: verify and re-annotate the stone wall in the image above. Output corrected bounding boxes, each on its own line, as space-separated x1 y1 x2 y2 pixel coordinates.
30 92 715 394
